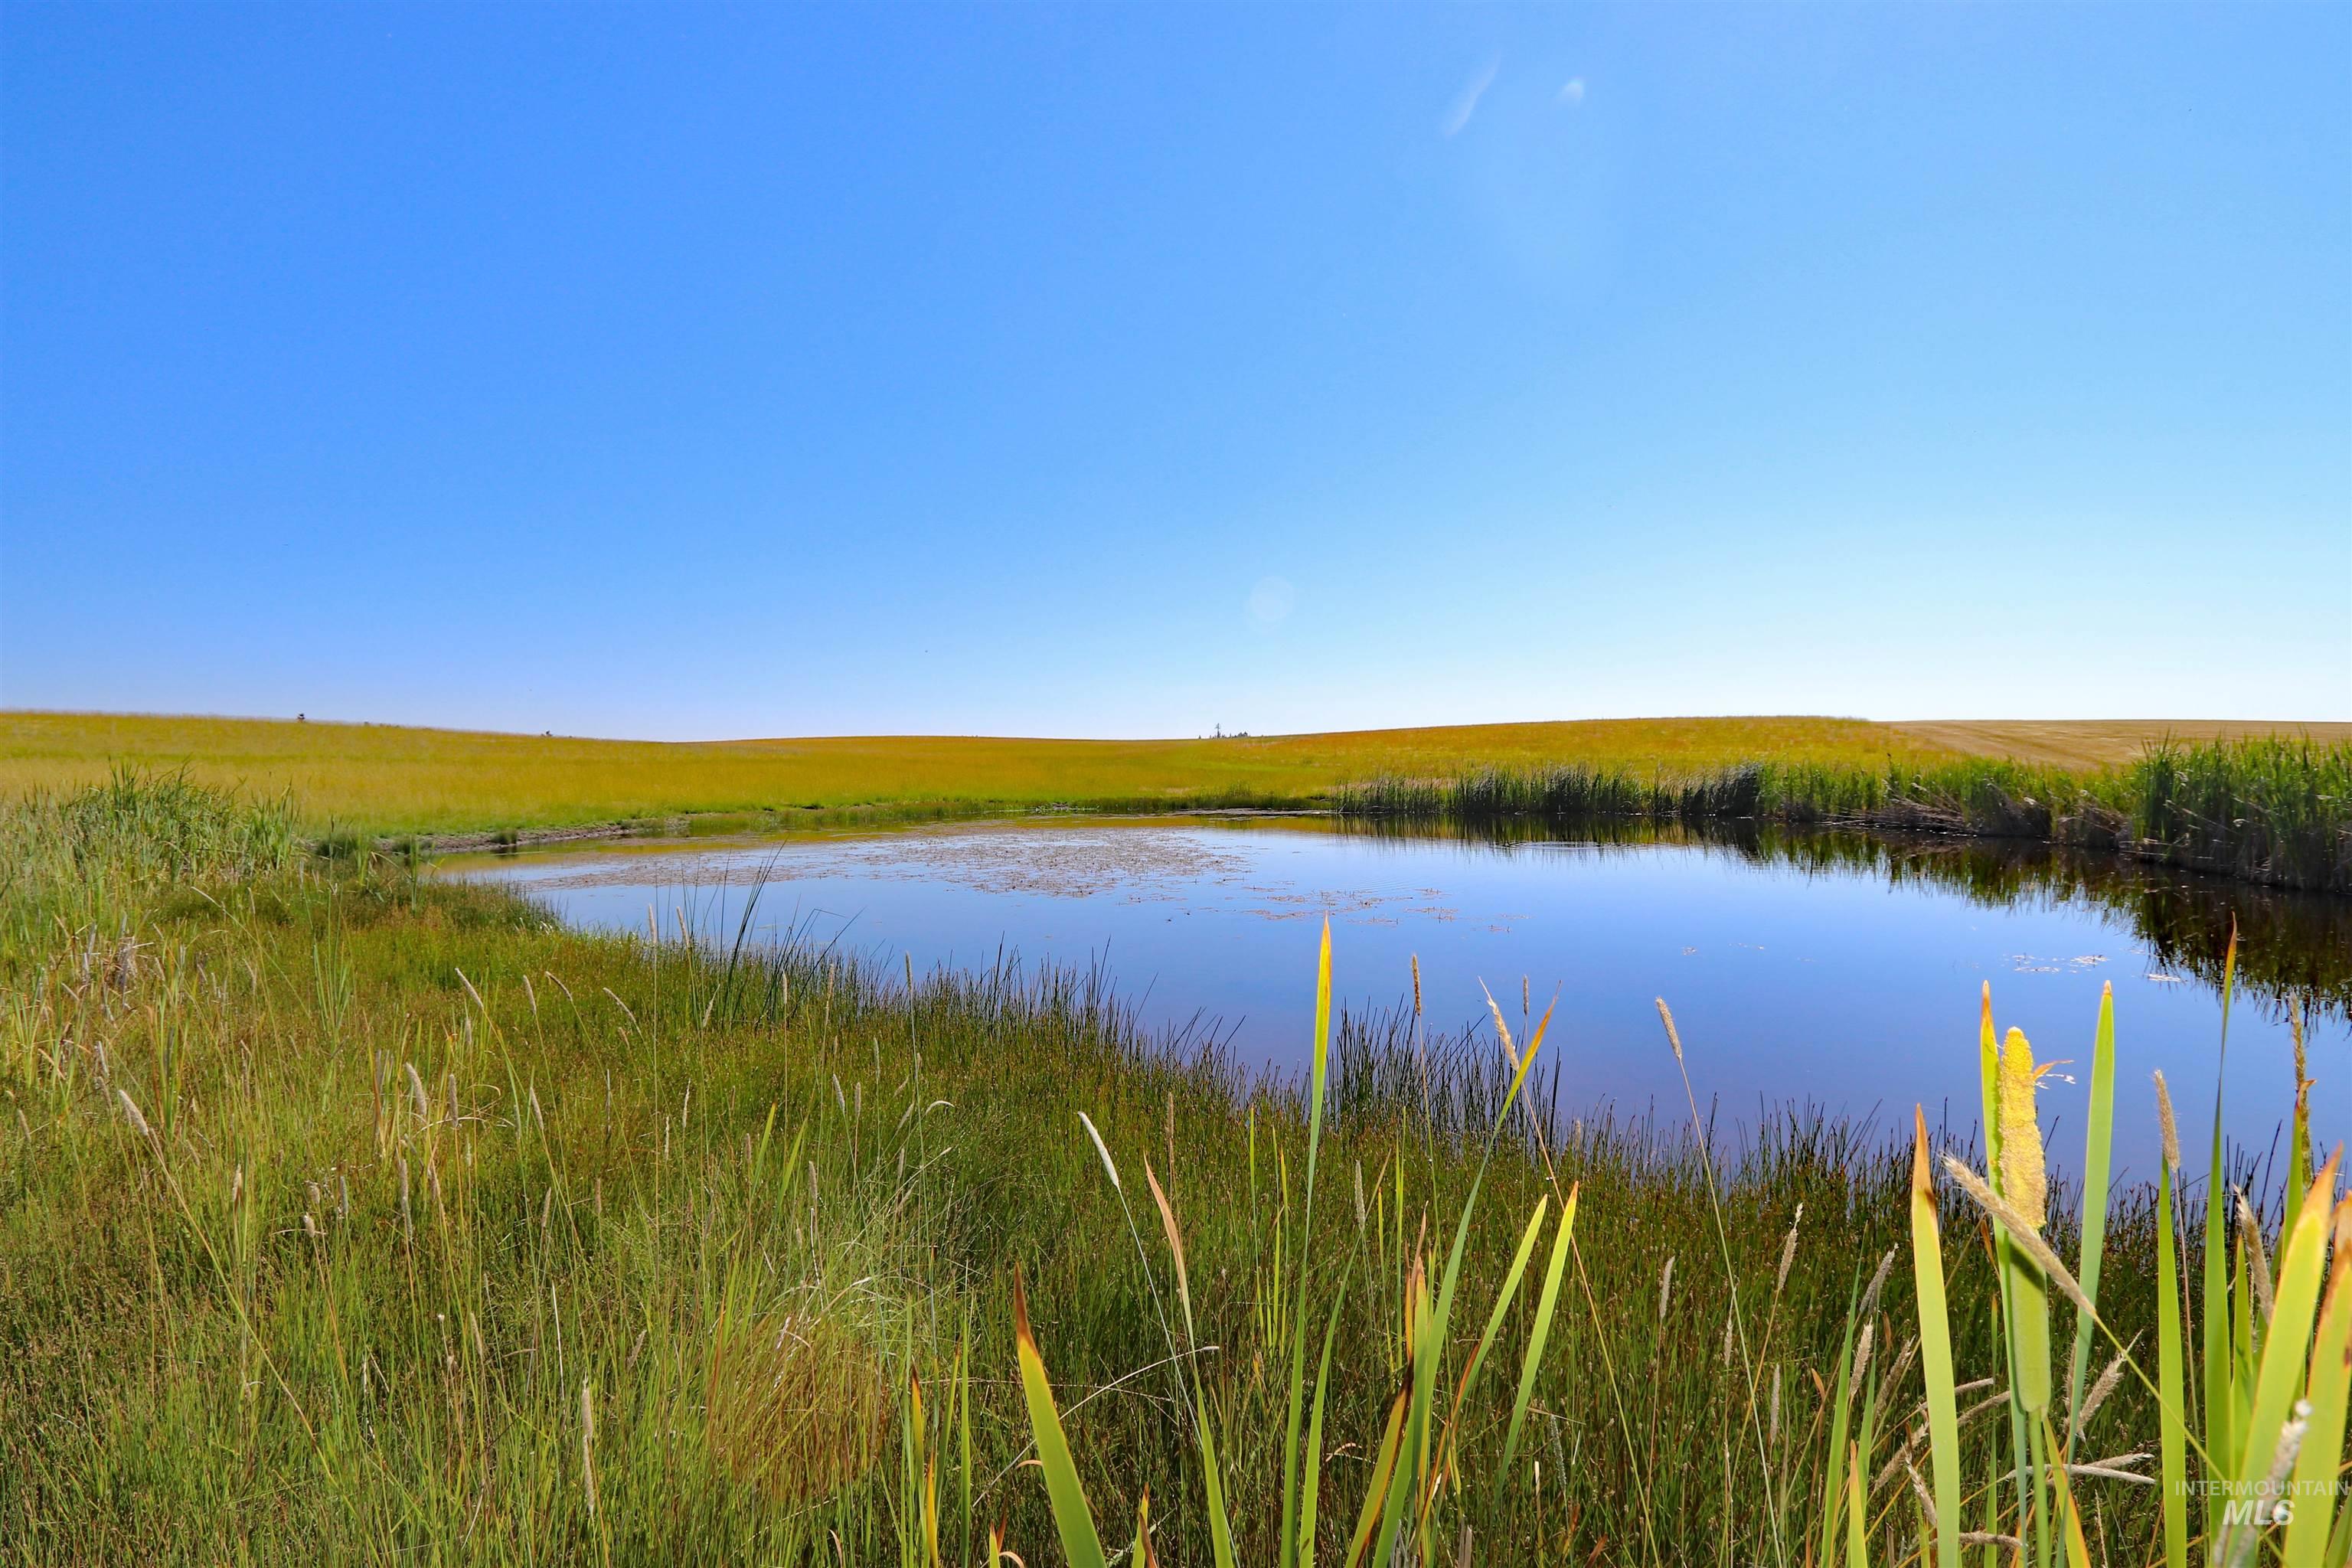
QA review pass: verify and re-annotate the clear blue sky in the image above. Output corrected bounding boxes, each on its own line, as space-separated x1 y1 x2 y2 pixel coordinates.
4 2 2346 739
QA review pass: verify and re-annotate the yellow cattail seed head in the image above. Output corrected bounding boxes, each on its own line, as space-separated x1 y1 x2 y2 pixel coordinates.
1997 1027 2047 1230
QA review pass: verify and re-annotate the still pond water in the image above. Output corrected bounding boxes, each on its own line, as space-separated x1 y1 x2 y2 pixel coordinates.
448 814 2347 1178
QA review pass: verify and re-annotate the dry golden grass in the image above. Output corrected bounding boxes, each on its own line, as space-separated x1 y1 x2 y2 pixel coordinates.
1890 719 2352 770
704 1312 890 1504
3 708 2338 837
0 710 1957 834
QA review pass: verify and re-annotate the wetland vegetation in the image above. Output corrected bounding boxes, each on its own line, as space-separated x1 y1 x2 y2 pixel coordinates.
8 714 2347 896
2 772 2344 1564
1334 736 2352 894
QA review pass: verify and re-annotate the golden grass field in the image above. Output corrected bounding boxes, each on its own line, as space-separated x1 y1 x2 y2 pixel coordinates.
1892 717 2352 769
2 709 2343 836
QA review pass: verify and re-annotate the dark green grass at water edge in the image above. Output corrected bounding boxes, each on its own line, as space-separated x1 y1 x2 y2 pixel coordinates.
1334 737 2352 895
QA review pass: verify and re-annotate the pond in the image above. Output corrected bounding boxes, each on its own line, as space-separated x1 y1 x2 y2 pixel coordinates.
445 813 2348 1180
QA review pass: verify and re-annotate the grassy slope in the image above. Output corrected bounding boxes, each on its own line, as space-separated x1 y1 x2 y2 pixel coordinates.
2 710 1969 834
1892 717 2352 769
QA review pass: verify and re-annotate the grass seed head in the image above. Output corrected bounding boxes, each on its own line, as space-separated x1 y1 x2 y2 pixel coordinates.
116 1088 152 1141
1774 1204 1803 1296
2152 1070 2180 1173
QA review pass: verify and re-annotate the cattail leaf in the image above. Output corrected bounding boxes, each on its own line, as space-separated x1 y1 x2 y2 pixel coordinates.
1499 1185 1577 1484
1298 1295 1341 1568
2235 1154 2340 1499
2280 1196 2352 1568
2065 985 2116 1452
1279 916 1334 1568
1455 1197 1548 1423
2154 1158 2190 1568
1342 1387 1410 1568
1011 1273 1109 1568
1909 1108 1962 1568
2201 919 2239 1528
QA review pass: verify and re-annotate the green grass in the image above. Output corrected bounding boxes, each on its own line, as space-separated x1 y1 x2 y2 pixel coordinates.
2 775 2339 1564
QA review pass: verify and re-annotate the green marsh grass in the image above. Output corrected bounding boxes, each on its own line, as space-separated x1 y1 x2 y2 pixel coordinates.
2 774 2340 1563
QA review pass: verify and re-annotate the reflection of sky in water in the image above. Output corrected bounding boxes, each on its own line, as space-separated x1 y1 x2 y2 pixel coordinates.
450 818 2347 1178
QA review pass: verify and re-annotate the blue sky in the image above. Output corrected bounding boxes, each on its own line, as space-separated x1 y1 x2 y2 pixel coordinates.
4 2 2346 739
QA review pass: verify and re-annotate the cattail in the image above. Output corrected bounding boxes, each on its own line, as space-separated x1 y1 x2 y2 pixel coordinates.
1997 1027 2049 1230
1774 1204 1804 1296
1655 998 1685 1063
2152 1070 2180 1173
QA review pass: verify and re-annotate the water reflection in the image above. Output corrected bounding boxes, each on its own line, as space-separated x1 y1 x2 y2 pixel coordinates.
1331 813 2352 1026
447 811 2347 1173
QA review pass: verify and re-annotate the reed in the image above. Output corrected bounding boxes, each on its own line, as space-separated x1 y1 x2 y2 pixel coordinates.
1337 737 2352 893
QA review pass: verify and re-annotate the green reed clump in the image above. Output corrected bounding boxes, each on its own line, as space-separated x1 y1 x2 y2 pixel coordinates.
0 766 296 927
1336 737 2352 893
